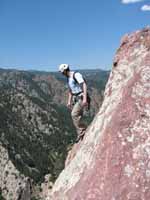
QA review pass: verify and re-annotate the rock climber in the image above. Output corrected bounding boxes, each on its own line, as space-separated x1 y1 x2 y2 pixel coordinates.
59 64 90 142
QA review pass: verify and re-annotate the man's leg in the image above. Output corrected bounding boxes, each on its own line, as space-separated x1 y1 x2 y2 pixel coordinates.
71 100 87 141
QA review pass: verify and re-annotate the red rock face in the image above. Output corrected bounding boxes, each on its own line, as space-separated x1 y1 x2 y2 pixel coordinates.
47 27 150 200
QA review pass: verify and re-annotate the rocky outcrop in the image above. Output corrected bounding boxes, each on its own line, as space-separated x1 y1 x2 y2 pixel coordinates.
48 27 150 200
0 143 32 200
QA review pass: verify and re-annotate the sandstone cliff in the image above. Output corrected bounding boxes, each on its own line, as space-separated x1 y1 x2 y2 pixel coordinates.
48 27 150 200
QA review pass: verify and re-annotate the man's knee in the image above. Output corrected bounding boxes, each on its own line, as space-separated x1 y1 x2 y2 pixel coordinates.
71 111 78 122
71 109 79 118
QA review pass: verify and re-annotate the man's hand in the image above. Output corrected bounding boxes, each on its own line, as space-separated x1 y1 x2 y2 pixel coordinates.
67 91 72 110
82 99 88 107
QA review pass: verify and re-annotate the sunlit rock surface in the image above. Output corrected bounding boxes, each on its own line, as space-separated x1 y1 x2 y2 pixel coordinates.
47 27 150 200
0 143 32 200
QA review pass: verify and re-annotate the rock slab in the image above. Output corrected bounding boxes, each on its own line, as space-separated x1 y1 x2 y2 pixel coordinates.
48 27 150 200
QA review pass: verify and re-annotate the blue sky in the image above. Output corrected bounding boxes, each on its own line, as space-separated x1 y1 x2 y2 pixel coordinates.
0 0 149 71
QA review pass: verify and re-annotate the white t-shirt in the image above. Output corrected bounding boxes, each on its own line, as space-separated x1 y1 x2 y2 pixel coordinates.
68 71 84 94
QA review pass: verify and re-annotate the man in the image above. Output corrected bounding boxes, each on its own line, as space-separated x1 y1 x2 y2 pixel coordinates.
59 64 89 142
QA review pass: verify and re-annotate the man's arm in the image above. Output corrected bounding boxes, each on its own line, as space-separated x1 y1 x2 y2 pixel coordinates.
67 90 72 109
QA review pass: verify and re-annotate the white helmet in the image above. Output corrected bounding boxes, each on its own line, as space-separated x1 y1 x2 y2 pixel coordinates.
59 64 69 73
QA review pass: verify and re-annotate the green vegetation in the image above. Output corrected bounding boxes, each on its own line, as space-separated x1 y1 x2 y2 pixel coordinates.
0 70 76 183
0 68 109 185
31 197 42 200
0 94 75 182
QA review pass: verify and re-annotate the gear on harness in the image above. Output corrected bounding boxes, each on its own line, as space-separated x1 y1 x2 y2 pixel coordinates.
72 93 91 110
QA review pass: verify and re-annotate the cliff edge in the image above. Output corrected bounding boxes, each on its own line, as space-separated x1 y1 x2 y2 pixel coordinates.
47 27 150 200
